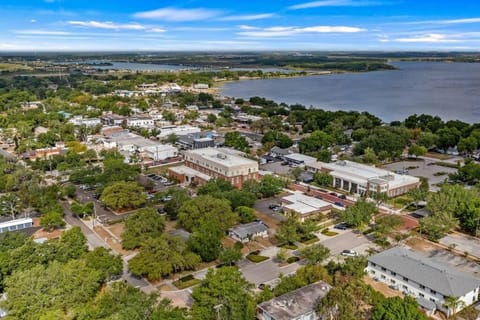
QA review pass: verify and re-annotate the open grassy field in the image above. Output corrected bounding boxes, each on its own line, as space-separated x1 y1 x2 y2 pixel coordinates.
0 63 32 71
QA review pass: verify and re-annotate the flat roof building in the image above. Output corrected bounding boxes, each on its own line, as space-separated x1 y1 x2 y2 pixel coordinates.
0 218 33 233
257 281 332 320
306 160 420 197
284 153 317 166
177 147 259 188
158 125 201 138
281 191 331 222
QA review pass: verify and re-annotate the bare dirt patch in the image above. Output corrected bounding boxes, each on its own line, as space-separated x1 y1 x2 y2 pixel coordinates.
364 276 404 298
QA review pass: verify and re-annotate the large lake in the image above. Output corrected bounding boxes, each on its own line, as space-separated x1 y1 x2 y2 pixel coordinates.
221 62 480 123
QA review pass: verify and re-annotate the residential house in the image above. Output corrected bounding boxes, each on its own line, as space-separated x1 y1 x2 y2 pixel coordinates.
228 220 269 243
257 281 332 320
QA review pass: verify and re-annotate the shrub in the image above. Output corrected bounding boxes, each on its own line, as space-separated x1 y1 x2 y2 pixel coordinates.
286 256 300 263
321 228 338 236
246 253 269 263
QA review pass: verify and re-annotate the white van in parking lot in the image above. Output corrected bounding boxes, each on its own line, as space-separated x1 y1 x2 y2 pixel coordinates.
341 249 358 257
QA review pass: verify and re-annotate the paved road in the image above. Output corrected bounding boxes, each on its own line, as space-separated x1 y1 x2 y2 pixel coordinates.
62 201 108 249
63 201 152 292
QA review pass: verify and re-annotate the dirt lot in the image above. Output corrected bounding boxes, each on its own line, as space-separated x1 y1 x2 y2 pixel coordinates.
364 276 404 298
94 226 131 256
106 223 124 239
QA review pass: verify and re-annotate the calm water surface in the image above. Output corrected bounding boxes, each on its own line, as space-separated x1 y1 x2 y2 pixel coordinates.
221 62 480 123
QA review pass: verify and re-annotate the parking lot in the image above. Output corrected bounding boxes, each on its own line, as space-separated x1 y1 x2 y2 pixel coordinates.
260 161 294 175
253 196 289 222
440 232 480 259
382 160 457 192
320 230 373 255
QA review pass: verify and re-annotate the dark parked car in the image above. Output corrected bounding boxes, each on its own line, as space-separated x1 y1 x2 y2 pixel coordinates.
329 192 337 196
334 201 344 207
334 223 348 230
338 194 347 199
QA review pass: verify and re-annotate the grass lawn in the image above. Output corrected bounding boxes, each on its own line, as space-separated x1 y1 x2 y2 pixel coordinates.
301 237 319 245
173 275 201 289
279 243 298 250
246 253 269 263
387 195 413 209
321 228 339 237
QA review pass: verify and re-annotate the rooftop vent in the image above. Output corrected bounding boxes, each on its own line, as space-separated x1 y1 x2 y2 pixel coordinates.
217 153 227 160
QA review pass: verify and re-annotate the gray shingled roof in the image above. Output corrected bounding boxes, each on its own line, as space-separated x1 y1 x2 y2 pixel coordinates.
229 221 268 239
258 281 332 320
368 247 480 297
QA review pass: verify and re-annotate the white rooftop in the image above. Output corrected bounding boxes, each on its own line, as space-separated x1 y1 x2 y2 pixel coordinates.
186 147 258 168
0 218 33 229
284 153 317 164
169 165 211 181
282 191 331 215
310 160 419 188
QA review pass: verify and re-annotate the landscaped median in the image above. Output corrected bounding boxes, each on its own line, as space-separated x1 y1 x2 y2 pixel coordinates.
246 250 269 263
321 228 338 237
172 274 201 289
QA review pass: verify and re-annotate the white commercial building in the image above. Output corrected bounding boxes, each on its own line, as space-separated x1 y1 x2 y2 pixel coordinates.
69 116 101 127
281 191 331 222
158 125 201 138
176 147 259 188
306 160 420 197
126 117 155 128
103 131 177 161
284 153 317 166
0 218 33 233
366 247 480 317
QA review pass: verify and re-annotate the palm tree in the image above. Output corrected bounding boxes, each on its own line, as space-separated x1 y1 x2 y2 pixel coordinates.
443 296 465 319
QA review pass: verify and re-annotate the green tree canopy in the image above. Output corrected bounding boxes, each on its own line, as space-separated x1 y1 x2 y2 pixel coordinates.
2 260 103 320
128 235 200 280
121 208 165 250
340 199 377 228
178 195 237 232
100 181 146 210
191 267 255 320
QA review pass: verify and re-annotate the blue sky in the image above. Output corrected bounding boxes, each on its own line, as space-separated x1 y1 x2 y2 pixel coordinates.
1 0 480 51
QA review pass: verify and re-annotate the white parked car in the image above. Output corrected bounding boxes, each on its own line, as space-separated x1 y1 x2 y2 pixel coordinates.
341 249 358 257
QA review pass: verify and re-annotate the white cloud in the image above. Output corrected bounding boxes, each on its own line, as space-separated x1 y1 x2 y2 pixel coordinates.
238 25 365 37
406 17 480 25
238 25 260 30
68 20 147 30
14 30 71 36
219 13 275 21
394 34 460 43
148 28 166 33
30 19 37 23
133 8 221 21
289 0 383 10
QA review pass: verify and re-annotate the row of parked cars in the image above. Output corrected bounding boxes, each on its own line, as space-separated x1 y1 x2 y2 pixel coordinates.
146 173 174 186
